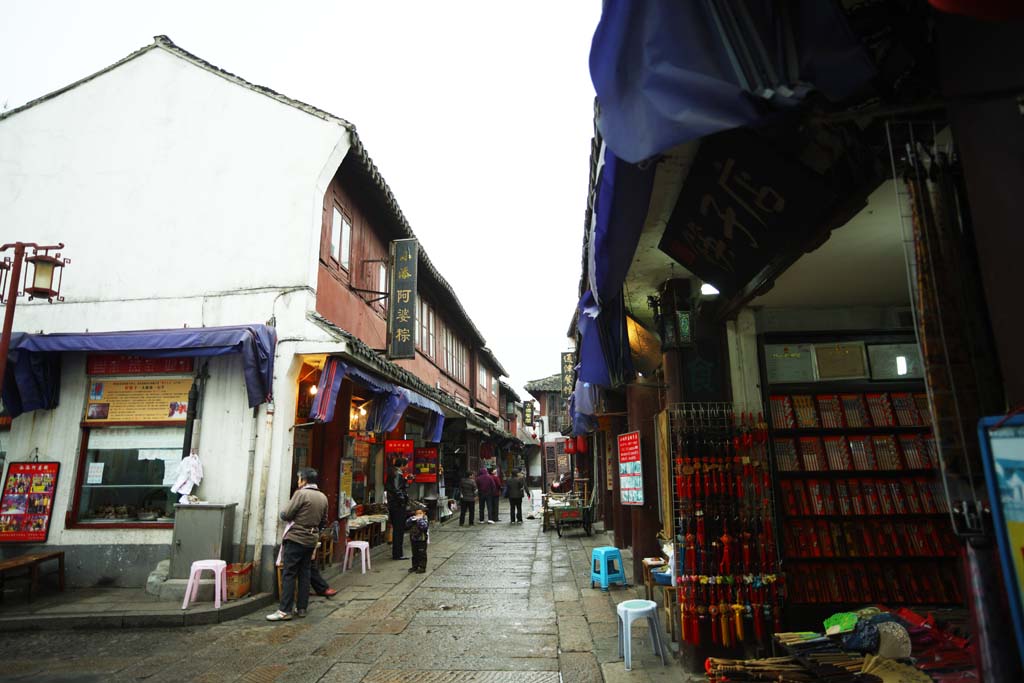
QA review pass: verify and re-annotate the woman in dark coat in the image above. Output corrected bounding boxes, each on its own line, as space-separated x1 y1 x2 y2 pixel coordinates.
458 471 478 526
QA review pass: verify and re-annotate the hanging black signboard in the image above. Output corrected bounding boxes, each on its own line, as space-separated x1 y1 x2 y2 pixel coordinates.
560 352 574 398
658 130 835 297
524 401 534 426
387 239 418 360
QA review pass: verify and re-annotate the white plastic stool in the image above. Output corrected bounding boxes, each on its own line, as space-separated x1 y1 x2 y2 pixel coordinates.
616 599 668 671
181 559 228 610
343 540 371 574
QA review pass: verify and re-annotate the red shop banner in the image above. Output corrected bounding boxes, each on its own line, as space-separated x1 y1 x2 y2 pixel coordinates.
385 439 415 478
617 431 644 506
413 447 438 483
87 354 194 376
1 462 60 543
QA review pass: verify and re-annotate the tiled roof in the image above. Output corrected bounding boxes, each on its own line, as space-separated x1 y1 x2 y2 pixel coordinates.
524 374 562 394
0 34 505 371
479 347 508 378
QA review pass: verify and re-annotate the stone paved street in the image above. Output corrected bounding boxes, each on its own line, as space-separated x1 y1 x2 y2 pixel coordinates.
0 520 701 683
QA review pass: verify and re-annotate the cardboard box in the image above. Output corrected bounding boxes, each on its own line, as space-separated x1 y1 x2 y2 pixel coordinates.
226 562 252 599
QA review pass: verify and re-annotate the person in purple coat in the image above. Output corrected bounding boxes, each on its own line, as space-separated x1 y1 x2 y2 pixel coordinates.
476 467 497 523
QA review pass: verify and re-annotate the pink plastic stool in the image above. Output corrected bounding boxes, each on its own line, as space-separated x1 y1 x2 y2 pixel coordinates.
343 540 371 574
181 559 228 609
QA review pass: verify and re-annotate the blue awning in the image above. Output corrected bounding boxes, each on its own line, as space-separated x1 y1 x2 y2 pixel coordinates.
590 0 875 163
2 324 277 418
309 356 445 442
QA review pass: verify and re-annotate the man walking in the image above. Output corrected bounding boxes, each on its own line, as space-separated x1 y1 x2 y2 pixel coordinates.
267 468 328 621
459 470 478 526
506 468 529 524
475 467 496 524
386 457 410 560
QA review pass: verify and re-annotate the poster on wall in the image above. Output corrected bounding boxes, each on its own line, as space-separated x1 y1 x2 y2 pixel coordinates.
83 378 193 424
339 459 354 516
618 431 644 506
0 462 60 543
413 447 438 483
385 439 415 481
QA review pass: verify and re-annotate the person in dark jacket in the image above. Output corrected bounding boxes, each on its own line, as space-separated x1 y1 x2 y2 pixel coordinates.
385 458 410 560
476 467 497 523
406 503 429 573
487 466 502 522
505 468 530 524
458 471 478 526
267 468 328 621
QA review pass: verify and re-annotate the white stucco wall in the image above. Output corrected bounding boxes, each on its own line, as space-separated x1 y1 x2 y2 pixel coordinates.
0 45 351 325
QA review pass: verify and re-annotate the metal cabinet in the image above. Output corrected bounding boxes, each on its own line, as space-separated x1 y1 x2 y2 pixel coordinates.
169 503 236 579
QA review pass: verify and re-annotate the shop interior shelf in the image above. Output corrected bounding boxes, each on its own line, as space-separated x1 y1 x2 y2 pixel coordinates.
785 555 959 562
771 426 932 436
81 484 169 488
781 513 950 520
775 468 937 479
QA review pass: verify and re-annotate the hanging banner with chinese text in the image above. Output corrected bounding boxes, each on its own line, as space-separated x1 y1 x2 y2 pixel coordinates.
413 447 438 483
385 439 415 477
560 352 574 398
0 461 60 543
86 355 194 376
618 431 644 505
83 378 193 424
658 130 834 297
387 239 418 360
524 401 534 426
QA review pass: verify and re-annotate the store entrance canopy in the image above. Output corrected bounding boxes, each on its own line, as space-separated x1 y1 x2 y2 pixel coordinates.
309 356 445 442
2 324 277 418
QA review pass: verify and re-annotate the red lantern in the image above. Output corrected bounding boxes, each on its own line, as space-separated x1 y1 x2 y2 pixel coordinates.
565 438 576 454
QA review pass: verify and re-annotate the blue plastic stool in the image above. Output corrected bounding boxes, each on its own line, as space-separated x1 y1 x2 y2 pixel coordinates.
590 546 627 591
617 599 668 671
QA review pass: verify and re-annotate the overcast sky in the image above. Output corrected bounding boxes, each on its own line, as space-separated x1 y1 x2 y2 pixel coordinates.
1 0 601 400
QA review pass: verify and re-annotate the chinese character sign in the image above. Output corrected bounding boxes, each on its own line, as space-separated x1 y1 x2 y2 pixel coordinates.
385 439 415 480
560 352 575 399
0 462 60 543
658 131 834 296
618 431 643 506
524 402 534 426
387 239 418 360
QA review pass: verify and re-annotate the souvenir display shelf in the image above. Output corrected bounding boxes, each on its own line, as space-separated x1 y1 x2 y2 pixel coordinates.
668 403 782 651
759 333 963 629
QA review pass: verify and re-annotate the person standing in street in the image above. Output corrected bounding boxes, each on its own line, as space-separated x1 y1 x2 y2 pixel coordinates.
487 466 502 523
476 467 497 524
459 470 478 526
505 468 529 524
406 503 429 573
386 457 411 560
267 468 328 621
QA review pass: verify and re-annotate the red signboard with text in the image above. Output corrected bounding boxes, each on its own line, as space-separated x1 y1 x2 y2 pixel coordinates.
87 354 194 376
1 462 60 543
617 431 644 506
385 439 415 479
413 447 438 483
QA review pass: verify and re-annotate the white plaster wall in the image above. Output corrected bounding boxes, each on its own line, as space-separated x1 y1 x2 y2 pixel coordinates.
0 46 351 308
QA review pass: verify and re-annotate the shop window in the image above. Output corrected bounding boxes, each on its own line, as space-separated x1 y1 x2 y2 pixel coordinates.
76 427 183 525
330 206 352 270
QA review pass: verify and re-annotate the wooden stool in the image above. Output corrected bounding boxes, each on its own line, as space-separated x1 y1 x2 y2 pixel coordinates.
641 557 666 602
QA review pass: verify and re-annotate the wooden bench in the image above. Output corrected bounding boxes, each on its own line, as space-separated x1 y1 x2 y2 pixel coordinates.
0 551 65 601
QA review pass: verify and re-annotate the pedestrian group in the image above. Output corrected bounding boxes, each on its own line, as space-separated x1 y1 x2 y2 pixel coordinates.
457 465 530 526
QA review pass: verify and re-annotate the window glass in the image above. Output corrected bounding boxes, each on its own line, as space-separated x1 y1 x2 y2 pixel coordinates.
77 427 183 524
492 377 498 396
479 366 487 388
428 309 435 357
340 213 352 269
331 207 342 262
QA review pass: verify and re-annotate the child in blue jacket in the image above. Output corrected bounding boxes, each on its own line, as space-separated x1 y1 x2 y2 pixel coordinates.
406 504 429 574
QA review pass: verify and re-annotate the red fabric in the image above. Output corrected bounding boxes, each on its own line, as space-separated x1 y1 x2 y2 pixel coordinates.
929 0 1024 21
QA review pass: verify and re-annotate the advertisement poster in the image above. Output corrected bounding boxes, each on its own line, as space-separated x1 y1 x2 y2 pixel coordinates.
385 439 415 479
83 378 192 424
0 462 60 543
618 431 644 506
339 459 354 516
413 447 438 483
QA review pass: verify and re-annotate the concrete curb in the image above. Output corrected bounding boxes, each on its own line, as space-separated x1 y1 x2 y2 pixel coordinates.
0 592 276 631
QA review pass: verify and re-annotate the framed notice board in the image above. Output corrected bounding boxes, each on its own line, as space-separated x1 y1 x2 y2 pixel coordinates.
1 461 60 543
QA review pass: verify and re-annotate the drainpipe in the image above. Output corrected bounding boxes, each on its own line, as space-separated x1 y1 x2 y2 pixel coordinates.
237 408 259 563
251 400 276 592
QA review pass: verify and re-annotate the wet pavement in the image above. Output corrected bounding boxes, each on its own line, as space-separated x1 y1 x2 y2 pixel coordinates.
0 518 701 683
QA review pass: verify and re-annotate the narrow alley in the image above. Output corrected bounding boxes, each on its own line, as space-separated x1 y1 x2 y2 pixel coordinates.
0 521 697 683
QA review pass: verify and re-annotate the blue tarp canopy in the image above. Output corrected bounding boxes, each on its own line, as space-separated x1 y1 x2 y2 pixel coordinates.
590 0 875 163
2 324 277 418
309 356 445 442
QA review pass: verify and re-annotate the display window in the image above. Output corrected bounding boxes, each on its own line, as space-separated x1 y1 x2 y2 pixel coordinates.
73 427 182 526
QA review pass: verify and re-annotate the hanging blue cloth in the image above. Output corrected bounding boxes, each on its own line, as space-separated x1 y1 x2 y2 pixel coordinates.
309 356 349 423
590 0 874 163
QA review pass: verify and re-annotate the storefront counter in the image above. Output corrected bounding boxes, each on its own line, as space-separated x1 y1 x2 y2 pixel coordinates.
347 513 388 547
